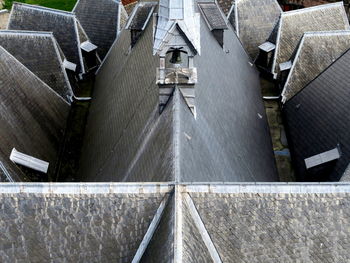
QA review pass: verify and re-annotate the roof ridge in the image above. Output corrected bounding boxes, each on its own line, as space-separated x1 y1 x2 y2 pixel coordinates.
303 30 350 37
0 30 54 36
282 1 344 16
13 2 75 17
0 46 69 106
286 47 350 103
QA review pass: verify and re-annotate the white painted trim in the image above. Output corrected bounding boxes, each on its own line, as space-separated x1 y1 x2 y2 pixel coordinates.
174 185 183 263
72 0 80 12
0 183 174 194
13 2 74 17
74 18 86 74
283 2 344 16
184 193 222 263
271 16 282 78
184 183 350 193
173 89 181 183
51 36 74 102
281 34 305 103
131 193 171 263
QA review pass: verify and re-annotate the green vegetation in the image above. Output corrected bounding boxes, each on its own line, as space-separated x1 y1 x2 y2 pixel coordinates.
3 0 77 11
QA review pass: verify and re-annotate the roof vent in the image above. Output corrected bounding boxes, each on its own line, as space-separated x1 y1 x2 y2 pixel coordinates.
198 2 228 47
63 59 77 72
259 42 276 53
80 41 98 52
126 2 156 48
304 147 341 169
9 148 49 174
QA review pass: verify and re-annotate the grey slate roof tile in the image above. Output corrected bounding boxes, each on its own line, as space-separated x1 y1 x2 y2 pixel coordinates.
198 2 228 30
0 46 69 181
191 191 350 262
272 2 349 76
0 31 73 102
7 3 86 73
73 0 124 59
231 0 282 59
128 2 156 30
0 191 167 262
78 2 278 182
283 48 350 181
282 31 350 102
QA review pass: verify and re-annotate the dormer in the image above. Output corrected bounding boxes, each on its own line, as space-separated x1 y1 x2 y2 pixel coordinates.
125 2 156 48
198 2 228 47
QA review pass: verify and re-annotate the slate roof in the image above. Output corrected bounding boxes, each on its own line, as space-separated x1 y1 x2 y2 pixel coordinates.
0 30 73 102
228 0 282 59
271 2 349 76
217 0 234 15
282 30 350 102
0 183 171 262
7 3 91 74
0 46 70 182
78 1 278 182
283 48 350 181
73 0 128 59
2 183 350 262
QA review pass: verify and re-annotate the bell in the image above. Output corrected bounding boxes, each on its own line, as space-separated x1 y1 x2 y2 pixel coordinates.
169 49 182 64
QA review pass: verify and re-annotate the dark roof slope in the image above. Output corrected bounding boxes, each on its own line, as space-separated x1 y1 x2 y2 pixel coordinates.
179 17 278 182
283 49 350 181
8 3 87 73
0 30 73 102
282 31 350 102
0 46 69 181
73 0 127 59
79 3 278 182
230 0 282 59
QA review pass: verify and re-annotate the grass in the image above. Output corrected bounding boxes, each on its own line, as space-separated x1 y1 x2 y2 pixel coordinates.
3 0 77 11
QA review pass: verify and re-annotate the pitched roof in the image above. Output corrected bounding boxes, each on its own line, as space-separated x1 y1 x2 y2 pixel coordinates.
78 2 278 182
0 183 171 262
0 46 70 181
73 0 127 59
272 2 349 77
283 48 350 181
217 0 234 15
281 30 350 102
7 3 90 73
0 30 73 102
229 0 282 59
3 183 350 262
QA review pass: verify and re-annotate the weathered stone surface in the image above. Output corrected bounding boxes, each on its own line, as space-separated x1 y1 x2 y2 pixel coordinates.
191 192 350 262
0 192 165 262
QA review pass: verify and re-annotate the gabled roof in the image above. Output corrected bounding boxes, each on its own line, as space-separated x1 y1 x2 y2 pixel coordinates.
2 182 350 262
281 30 350 102
0 46 70 181
228 0 282 59
73 0 128 59
0 183 171 262
7 2 91 74
78 1 278 182
272 2 349 77
283 48 350 181
0 30 73 102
